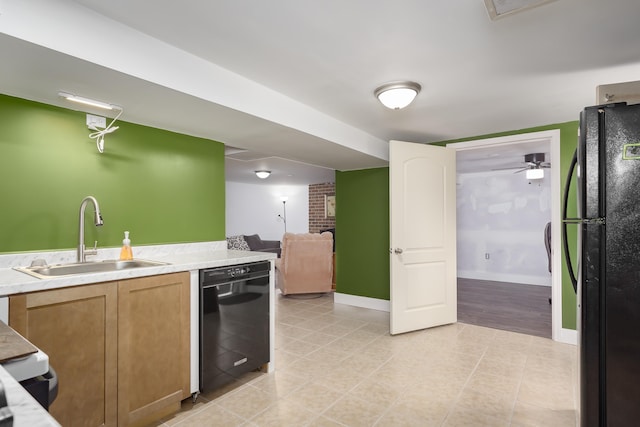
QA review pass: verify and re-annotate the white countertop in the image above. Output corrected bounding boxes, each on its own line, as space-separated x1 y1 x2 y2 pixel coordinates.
0 241 276 296
0 365 60 427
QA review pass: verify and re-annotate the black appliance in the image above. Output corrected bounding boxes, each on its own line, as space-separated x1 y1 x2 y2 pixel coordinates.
199 261 270 392
563 102 640 426
20 367 58 411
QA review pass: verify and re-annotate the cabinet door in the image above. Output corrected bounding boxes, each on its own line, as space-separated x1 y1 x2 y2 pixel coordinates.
10 283 118 427
117 272 190 427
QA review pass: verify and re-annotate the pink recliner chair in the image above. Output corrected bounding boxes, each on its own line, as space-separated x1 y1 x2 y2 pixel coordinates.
275 232 333 295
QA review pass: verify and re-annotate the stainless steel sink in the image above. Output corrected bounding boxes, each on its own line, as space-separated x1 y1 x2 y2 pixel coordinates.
15 259 169 279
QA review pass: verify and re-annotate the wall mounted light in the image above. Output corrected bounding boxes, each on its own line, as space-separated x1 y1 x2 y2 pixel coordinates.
59 91 123 153
255 170 271 179
526 168 544 180
58 92 119 110
374 81 421 110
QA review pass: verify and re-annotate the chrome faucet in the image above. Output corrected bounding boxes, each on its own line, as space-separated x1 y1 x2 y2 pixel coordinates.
77 196 104 263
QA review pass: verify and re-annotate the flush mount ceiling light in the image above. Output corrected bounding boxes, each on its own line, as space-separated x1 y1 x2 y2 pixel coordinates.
484 0 557 20
255 170 271 179
374 81 421 110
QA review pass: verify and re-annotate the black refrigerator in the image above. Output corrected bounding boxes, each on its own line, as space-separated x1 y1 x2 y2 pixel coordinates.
564 102 640 426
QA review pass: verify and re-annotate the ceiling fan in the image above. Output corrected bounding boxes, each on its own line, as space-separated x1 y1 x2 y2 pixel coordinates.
492 152 551 179
494 152 551 173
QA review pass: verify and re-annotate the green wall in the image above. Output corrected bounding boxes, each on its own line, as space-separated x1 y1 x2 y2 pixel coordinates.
336 121 579 330
335 168 390 300
0 94 225 253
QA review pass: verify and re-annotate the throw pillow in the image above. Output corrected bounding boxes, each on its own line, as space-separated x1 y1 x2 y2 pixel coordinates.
243 234 261 250
227 235 250 251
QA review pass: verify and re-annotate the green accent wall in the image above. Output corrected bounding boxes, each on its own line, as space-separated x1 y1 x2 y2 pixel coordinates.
0 94 225 253
335 168 390 300
336 121 579 330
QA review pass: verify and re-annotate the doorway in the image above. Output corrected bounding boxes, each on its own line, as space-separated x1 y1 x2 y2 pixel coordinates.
447 130 563 341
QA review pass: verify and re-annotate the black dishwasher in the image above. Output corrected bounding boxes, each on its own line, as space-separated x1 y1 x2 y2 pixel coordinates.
199 261 270 392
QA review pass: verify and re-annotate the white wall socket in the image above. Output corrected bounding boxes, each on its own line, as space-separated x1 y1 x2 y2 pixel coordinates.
86 114 106 128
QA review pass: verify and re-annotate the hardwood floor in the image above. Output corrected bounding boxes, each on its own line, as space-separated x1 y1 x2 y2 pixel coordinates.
457 278 552 338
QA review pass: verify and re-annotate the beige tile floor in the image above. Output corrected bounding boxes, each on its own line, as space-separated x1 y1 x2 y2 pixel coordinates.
156 293 577 427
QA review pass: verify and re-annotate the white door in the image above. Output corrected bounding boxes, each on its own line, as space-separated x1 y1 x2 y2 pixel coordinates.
390 140 457 335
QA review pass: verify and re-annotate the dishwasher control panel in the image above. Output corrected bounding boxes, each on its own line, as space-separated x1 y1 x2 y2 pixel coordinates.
200 261 270 284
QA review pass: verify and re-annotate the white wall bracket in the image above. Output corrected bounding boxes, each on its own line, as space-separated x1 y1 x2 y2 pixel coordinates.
86 114 106 129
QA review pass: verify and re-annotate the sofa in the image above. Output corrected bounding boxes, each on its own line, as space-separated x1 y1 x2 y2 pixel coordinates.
226 234 281 257
275 232 333 295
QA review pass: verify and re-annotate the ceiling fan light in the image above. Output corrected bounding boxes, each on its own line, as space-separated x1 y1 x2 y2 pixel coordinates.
526 168 544 180
255 170 271 179
374 81 421 110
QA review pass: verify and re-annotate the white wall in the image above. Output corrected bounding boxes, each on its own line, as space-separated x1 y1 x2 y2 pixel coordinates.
457 170 552 286
226 182 309 241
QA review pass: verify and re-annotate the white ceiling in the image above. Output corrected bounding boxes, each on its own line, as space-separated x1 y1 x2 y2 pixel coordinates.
2 0 640 183
225 147 335 185
456 140 550 174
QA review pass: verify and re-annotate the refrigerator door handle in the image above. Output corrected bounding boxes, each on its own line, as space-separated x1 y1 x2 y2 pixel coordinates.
562 149 579 293
563 217 606 225
563 218 583 224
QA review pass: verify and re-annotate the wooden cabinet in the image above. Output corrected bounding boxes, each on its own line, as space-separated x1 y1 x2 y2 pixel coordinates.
117 273 190 427
10 282 118 427
9 272 190 427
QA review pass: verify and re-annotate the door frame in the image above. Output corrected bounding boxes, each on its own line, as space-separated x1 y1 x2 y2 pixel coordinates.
447 129 569 344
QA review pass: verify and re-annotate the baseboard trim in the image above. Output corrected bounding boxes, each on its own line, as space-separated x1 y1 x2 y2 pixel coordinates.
334 293 390 312
556 327 578 345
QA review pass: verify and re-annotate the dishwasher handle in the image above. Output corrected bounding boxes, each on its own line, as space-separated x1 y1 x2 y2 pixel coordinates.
202 282 234 297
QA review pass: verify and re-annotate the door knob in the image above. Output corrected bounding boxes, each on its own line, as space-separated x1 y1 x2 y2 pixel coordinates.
394 248 403 254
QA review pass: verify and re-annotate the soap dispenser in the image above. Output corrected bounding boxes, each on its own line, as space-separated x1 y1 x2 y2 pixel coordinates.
119 231 133 261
